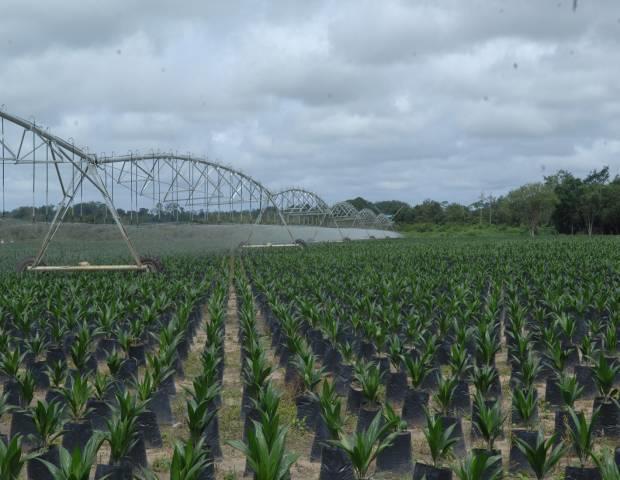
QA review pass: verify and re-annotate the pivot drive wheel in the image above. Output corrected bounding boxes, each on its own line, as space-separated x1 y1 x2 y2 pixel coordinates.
139 256 163 273
16 256 46 273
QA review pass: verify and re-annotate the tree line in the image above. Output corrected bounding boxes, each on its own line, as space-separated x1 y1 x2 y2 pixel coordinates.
1 166 616 235
0 202 280 225
348 166 617 236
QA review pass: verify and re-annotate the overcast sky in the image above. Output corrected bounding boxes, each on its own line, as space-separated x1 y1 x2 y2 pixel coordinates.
1 0 620 207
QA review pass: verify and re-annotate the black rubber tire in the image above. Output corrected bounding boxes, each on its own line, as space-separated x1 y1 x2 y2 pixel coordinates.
139 256 163 273
16 256 45 273
294 239 307 248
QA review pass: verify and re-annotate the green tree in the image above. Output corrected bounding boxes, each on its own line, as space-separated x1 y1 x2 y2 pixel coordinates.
504 182 557 236
579 167 609 236
545 170 583 234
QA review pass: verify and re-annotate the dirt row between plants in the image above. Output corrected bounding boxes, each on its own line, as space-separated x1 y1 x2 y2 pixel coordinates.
252 296 324 480
216 278 246 479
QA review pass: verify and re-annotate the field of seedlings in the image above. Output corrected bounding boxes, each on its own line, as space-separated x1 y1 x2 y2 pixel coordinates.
2 237 620 480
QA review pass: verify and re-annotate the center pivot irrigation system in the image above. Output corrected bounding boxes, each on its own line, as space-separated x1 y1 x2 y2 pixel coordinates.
0 109 394 272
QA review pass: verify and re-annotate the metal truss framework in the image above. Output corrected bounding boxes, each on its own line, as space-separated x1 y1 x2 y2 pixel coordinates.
330 201 394 230
0 110 293 269
0 109 393 268
0 109 148 270
271 188 331 225
269 188 344 241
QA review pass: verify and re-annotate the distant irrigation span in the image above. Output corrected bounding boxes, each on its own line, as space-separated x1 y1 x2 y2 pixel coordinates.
0 109 394 271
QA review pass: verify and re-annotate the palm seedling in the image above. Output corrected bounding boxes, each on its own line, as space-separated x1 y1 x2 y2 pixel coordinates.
544 337 574 397
508 327 532 365
475 326 501 367
106 349 125 378
578 332 595 365
6 370 36 444
16 370 36 408
329 411 397 480
470 364 500 399
554 312 577 345
0 392 13 423
514 350 542 391
454 451 503 480
421 332 439 365
28 400 65 451
434 374 458 416
512 386 538 428
594 449 620 480
230 420 298 480
103 415 140 470
567 407 599 468
59 373 95 454
242 349 273 410
69 324 96 374
371 323 388 357
96 303 118 343
132 369 166 448
423 411 457 468
557 371 583 409
25 332 49 364
199 344 222 386
230 381 296 480
292 350 324 396
0 435 37 479
472 393 504 451
40 433 104 480
592 353 620 402
354 360 383 409
46 360 68 402
26 400 65 478
382 403 407 433
0 348 25 382
91 371 113 401
185 377 220 459
140 438 212 480
339 341 356 366
252 381 281 437
513 430 566 479
61 374 93 423
601 324 618 357
386 335 404 371
103 388 148 472
448 342 471 379
314 379 346 441
186 396 217 445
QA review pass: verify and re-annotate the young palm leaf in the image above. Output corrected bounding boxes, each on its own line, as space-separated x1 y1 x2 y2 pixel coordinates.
472 393 504 451
557 372 583 408
39 432 104 480
568 407 599 468
328 411 397 480
592 354 620 401
513 430 566 480
229 421 298 480
27 400 65 450
594 448 620 480
454 451 502 480
423 411 456 468
434 374 457 416
313 379 345 440
403 354 430 389
0 435 36 479
512 386 538 428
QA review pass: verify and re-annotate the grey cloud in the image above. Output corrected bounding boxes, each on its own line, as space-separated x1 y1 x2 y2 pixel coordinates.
1 0 619 209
